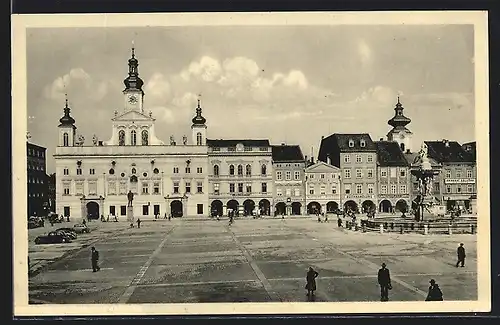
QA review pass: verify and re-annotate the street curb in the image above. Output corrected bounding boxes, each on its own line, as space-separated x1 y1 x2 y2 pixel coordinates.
28 227 130 278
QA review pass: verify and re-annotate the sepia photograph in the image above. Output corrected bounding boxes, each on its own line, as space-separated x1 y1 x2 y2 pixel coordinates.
12 11 490 316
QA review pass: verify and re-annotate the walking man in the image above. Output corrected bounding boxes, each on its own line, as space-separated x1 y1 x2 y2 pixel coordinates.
91 246 100 272
137 218 141 229
378 263 392 301
305 267 319 297
425 279 443 301
456 243 466 267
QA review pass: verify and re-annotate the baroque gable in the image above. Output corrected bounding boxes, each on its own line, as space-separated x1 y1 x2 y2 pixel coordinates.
305 161 340 173
112 110 155 122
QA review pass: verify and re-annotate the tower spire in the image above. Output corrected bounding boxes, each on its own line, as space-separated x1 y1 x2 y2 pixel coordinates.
59 95 76 126
192 94 206 125
131 40 135 58
123 44 144 92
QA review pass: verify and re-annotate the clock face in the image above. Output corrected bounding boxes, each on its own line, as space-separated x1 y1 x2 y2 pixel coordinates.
128 95 138 104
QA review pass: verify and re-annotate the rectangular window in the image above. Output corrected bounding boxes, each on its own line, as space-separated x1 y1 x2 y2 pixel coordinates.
261 183 267 193
381 168 387 177
356 155 362 163
88 181 97 195
214 183 220 194
368 184 374 194
109 206 116 216
277 188 283 196
356 184 362 194
63 206 70 217
246 183 252 193
356 169 362 178
332 184 337 194
76 168 82 175
457 185 462 193
400 169 406 177
153 182 160 194
119 181 127 194
212 147 220 152
142 182 149 194
446 185 452 193
294 171 300 180
367 155 373 163
244 147 253 151
391 185 397 194
310 174 315 179
173 167 179 174
89 168 95 175
320 185 326 195
400 184 407 194
344 169 351 178
285 171 292 180
259 147 267 151
276 171 282 180
185 167 191 174
445 169 451 178
294 188 300 197
467 169 473 178
320 174 325 179
197 204 204 215
309 186 314 195
197 167 203 174
75 181 84 195
367 169 373 178
197 181 203 193
120 205 127 216
456 169 462 178
154 205 160 215
63 168 69 175
434 182 440 192
467 184 474 193
390 168 397 178
285 188 291 197
345 184 351 194
229 183 235 193
143 205 149 216
343 154 350 163
381 185 387 194
238 183 243 193
173 181 179 194
185 182 191 193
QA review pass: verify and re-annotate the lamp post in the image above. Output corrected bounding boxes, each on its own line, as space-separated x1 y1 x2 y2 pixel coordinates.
338 174 342 213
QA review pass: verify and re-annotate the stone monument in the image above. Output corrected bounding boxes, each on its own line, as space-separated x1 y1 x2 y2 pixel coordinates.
411 143 439 222
127 190 135 222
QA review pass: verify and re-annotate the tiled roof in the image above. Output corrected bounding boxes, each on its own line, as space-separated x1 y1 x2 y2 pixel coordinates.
319 133 376 154
206 139 270 147
375 141 409 167
272 145 304 162
425 140 475 163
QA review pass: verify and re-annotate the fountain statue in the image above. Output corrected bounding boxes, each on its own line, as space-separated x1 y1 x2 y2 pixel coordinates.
411 142 439 222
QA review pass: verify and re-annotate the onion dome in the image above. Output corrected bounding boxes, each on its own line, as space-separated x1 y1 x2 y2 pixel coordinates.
58 95 76 126
192 98 206 125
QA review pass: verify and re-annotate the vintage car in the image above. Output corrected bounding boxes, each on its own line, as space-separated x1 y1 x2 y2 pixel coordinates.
72 224 91 234
34 231 72 244
28 216 44 229
55 228 78 239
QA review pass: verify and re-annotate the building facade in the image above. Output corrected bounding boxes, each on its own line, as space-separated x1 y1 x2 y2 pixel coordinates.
304 161 341 215
375 141 411 213
27 142 48 217
54 47 209 220
272 144 306 216
207 139 274 217
318 133 378 214
426 140 477 213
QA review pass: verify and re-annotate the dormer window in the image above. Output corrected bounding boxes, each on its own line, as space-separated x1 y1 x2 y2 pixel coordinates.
360 139 366 147
348 139 355 148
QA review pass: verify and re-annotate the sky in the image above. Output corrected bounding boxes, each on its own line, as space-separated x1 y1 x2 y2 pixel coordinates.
26 25 475 173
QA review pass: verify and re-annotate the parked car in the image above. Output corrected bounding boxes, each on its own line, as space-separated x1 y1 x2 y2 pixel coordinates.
28 216 44 229
73 224 90 234
48 213 62 224
34 231 72 244
55 228 78 239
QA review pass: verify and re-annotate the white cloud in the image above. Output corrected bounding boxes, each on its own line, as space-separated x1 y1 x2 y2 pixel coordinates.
145 73 171 103
43 68 108 102
172 92 198 109
181 56 222 82
150 106 176 124
354 85 402 107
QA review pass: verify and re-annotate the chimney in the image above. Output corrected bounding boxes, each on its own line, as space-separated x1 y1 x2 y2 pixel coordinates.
305 155 308 162
310 157 314 164
380 138 383 141
406 149 411 154
281 143 285 146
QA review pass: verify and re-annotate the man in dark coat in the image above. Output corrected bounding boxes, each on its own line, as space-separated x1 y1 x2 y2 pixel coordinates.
456 243 466 267
426 279 443 301
91 246 100 272
378 263 392 301
305 267 319 297
136 218 141 229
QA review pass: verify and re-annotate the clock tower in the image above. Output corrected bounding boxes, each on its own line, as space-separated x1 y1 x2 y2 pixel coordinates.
123 44 144 113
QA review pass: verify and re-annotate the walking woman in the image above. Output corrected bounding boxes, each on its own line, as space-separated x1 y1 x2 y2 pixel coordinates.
305 267 319 297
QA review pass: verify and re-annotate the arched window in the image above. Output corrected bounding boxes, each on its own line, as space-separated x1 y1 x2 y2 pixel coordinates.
118 130 125 146
63 132 69 147
131 130 137 146
196 132 203 146
141 130 148 146
237 165 243 176
246 164 252 176
261 164 267 175
214 165 219 176
130 175 138 183
229 165 235 175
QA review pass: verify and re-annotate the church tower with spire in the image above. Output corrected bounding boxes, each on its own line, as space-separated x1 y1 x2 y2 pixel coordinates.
58 94 77 147
123 42 145 113
191 96 207 146
387 97 413 152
